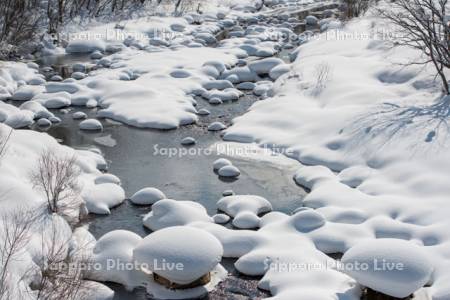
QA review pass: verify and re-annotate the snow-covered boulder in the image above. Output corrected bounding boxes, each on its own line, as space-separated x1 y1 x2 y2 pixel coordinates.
203 60 227 74
37 118 52 127
50 75 63 81
19 101 53 119
218 165 241 178
72 111 87 120
79 119 103 131
248 58 284 75
143 199 212 231
209 97 223 105
90 51 103 59
197 108 210 116
181 137 196 145
341 239 433 298
95 174 121 185
236 82 256 90
133 226 223 285
83 183 125 214
130 187 166 205
90 230 142 286
194 33 217 45
269 64 290 80
72 72 86 80
290 210 326 232
213 158 232 170
213 214 231 224
306 15 319 26
208 121 227 131
170 23 186 32
11 85 44 101
217 195 272 229
28 76 46 85
203 80 233 90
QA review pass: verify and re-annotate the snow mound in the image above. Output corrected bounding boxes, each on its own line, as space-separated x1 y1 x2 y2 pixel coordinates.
83 183 125 214
133 226 223 285
290 210 326 232
80 119 103 131
248 58 284 75
218 165 241 178
73 111 88 120
208 121 227 131
90 230 143 287
213 214 231 224
181 137 196 145
341 239 433 298
217 195 272 229
213 158 232 170
143 199 212 231
130 187 166 205
95 173 121 185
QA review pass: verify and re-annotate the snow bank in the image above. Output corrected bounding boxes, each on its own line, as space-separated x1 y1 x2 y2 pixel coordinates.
0 123 118 299
219 10 450 299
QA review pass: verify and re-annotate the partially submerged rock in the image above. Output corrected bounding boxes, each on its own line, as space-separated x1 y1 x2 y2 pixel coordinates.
130 187 166 205
341 239 433 298
133 226 223 286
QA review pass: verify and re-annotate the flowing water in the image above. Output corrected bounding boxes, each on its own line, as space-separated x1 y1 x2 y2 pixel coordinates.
25 5 342 298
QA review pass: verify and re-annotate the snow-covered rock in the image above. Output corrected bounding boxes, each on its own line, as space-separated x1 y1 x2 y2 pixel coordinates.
95 174 121 185
36 118 52 127
181 136 196 145
213 214 231 224
213 158 232 170
218 165 241 178
133 226 223 284
83 183 125 214
72 72 86 80
197 108 210 116
130 187 166 205
208 121 227 131
269 64 290 80
248 58 284 75
217 195 272 229
90 230 142 286
306 15 319 26
11 85 44 101
209 97 223 105
72 111 88 120
143 199 212 231
341 239 433 298
290 210 326 232
79 119 103 131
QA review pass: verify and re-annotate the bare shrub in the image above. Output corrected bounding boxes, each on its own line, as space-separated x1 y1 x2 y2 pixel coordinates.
34 219 93 300
312 62 333 96
0 208 37 300
0 128 12 163
0 0 42 55
343 0 376 18
378 0 450 95
29 149 81 215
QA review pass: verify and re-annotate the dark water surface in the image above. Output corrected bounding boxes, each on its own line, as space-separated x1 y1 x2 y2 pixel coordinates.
37 92 304 299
